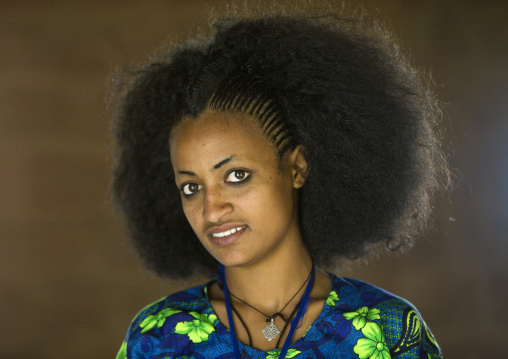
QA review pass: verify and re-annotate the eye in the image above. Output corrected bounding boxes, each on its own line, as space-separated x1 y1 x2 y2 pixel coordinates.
181 183 202 196
226 170 251 183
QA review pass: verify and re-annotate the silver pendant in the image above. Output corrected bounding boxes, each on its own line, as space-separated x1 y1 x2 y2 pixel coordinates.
262 318 280 341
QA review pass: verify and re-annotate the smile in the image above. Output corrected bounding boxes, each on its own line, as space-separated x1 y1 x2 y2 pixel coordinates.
212 225 247 238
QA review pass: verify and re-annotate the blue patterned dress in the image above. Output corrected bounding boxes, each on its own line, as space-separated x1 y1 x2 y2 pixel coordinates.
117 274 442 358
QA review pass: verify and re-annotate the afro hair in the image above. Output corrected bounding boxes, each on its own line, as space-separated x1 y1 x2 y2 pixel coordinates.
110 12 450 278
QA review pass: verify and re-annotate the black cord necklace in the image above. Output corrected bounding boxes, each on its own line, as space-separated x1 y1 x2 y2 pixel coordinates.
226 264 313 342
229 296 301 347
219 263 316 359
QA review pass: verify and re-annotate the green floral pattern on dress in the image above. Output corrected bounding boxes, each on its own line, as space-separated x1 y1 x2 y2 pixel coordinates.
325 290 339 306
139 308 181 333
353 322 391 359
174 312 218 343
266 348 302 359
119 275 442 358
343 307 381 330
115 340 127 359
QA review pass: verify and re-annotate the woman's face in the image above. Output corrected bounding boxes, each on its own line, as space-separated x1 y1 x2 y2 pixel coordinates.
170 109 307 268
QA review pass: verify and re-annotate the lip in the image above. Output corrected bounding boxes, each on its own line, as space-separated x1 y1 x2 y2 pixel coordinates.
207 223 248 246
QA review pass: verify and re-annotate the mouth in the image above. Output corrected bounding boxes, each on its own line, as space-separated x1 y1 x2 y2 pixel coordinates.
211 225 247 238
207 224 248 246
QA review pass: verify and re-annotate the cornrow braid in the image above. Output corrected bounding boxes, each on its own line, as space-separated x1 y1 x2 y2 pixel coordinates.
204 74 296 156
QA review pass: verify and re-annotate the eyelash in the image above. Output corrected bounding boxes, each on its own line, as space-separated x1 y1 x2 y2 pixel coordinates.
180 183 202 197
225 169 251 184
179 170 251 198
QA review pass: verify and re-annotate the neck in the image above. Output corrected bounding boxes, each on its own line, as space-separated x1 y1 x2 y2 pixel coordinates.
223 240 313 315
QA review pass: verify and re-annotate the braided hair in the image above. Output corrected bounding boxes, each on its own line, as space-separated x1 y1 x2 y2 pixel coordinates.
111 13 450 278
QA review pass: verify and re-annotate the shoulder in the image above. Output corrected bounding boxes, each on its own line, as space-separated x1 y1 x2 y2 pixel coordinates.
322 274 443 358
118 282 220 359
134 282 210 319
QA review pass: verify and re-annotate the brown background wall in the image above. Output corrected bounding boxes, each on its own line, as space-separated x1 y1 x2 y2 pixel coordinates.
1 1 507 358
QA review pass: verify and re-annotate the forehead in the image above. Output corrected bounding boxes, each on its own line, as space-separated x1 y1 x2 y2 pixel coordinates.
169 109 276 167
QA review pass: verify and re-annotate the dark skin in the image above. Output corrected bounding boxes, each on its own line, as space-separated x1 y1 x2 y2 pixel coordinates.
170 109 332 351
207 271 332 351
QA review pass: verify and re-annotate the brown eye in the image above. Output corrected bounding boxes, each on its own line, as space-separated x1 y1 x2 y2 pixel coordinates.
226 170 250 183
182 183 202 196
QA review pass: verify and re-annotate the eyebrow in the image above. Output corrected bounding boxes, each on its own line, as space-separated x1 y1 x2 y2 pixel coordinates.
177 156 235 176
214 156 234 169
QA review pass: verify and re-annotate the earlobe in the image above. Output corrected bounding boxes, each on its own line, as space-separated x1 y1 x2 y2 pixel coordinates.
290 145 309 189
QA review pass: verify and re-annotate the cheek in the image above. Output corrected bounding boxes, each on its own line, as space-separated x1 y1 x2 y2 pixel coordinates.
244 178 293 222
181 199 201 229
269 177 296 218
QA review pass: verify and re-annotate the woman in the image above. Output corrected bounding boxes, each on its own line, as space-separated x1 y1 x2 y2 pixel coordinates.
112 10 449 359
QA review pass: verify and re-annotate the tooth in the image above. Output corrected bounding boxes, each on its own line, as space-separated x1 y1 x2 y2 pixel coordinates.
213 226 247 238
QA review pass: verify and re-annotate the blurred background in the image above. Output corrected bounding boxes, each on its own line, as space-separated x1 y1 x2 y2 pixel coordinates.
1 0 507 358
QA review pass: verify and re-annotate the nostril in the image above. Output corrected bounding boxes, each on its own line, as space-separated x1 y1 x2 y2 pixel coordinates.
203 195 233 223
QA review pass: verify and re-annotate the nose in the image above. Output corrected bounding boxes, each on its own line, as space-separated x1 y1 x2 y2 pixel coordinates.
202 187 233 223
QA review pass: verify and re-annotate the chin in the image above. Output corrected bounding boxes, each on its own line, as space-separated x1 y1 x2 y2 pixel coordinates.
213 249 256 269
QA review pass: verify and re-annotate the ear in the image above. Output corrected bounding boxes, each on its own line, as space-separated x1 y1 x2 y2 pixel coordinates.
288 145 309 189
